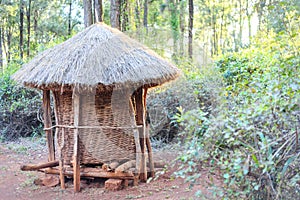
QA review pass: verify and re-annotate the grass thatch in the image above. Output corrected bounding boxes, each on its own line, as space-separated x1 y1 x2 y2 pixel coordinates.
12 23 180 89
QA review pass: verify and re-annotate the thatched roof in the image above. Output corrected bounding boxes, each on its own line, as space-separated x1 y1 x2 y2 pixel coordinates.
12 23 179 90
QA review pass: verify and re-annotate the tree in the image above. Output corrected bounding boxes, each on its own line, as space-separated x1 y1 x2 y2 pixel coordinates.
143 0 148 30
68 0 72 35
0 27 3 73
179 0 185 56
26 0 31 57
135 0 141 28
83 0 93 27
188 0 193 58
19 0 25 60
120 0 129 31
95 0 103 22
110 0 120 29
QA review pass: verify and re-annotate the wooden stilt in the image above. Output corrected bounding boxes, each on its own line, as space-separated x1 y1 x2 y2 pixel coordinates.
53 91 65 189
133 128 141 184
145 125 155 177
59 128 65 189
143 88 155 177
135 88 147 182
43 90 55 161
73 94 81 192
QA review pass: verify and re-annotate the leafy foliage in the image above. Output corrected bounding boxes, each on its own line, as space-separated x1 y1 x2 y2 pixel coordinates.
0 68 43 140
176 26 300 199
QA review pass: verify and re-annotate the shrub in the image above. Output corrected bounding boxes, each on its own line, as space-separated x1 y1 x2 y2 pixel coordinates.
0 70 43 140
176 30 300 199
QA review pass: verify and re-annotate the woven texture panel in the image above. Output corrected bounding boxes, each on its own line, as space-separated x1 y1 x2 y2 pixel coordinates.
54 89 136 165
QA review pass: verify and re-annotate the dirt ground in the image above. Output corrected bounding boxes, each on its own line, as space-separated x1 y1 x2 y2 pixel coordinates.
0 138 221 200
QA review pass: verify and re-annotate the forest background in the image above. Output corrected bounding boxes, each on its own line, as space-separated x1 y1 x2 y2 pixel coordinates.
0 0 299 199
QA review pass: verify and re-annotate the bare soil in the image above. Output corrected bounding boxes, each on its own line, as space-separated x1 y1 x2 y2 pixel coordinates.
0 138 221 200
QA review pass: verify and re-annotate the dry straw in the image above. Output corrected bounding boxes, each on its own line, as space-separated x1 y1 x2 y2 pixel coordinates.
12 22 180 89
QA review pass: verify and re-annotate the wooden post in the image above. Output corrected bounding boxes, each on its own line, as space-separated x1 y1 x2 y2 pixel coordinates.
53 92 65 189
59 128 66 189
73 93 81 192
133 128 141 185
143 88 155 177
135 87 147 182
43 90 55 161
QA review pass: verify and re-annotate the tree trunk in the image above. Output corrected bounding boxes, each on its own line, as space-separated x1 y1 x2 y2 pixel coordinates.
188 0 193 59
83 0 93 27
135 0 141 28
26 0 31 57
68 0 72 35
0 27 3 73
220 3 225 54
179 0 185 56
120 0 129 31
143 0 148 30
246 0 251 44
2 29 7 65
169 0 179 58
6 28 12 64
110 0 120 29
95 0 103 22
19 0 25 60
239 0 243 48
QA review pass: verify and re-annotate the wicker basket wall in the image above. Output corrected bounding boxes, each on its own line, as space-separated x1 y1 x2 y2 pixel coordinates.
53 89 136 165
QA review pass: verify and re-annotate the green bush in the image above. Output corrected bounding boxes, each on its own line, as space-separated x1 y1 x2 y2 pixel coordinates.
177 30 300 199
0 69 43 140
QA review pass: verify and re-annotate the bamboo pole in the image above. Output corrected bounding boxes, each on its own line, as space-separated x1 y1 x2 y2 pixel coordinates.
43 90 55 161
73 93 81 192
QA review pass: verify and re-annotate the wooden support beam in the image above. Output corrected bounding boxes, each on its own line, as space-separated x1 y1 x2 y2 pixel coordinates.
135 87 147 182
145 125 155 177
20 160 59 171
53 91 65 189
43 90 55 161
133 128 141 184
143 88 155 177
73 94 81 192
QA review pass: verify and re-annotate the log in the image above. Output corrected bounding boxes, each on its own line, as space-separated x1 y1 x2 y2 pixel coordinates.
21 160 59 171
40 167 135 179
115 160 136 173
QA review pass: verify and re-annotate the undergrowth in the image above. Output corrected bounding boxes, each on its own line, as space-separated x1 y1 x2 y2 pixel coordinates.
176 29 300 199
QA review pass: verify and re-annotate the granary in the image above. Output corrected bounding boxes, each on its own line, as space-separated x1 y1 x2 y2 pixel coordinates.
12 23 179 192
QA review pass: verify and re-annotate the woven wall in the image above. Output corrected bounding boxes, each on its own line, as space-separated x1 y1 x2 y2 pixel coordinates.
53 89 136 165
